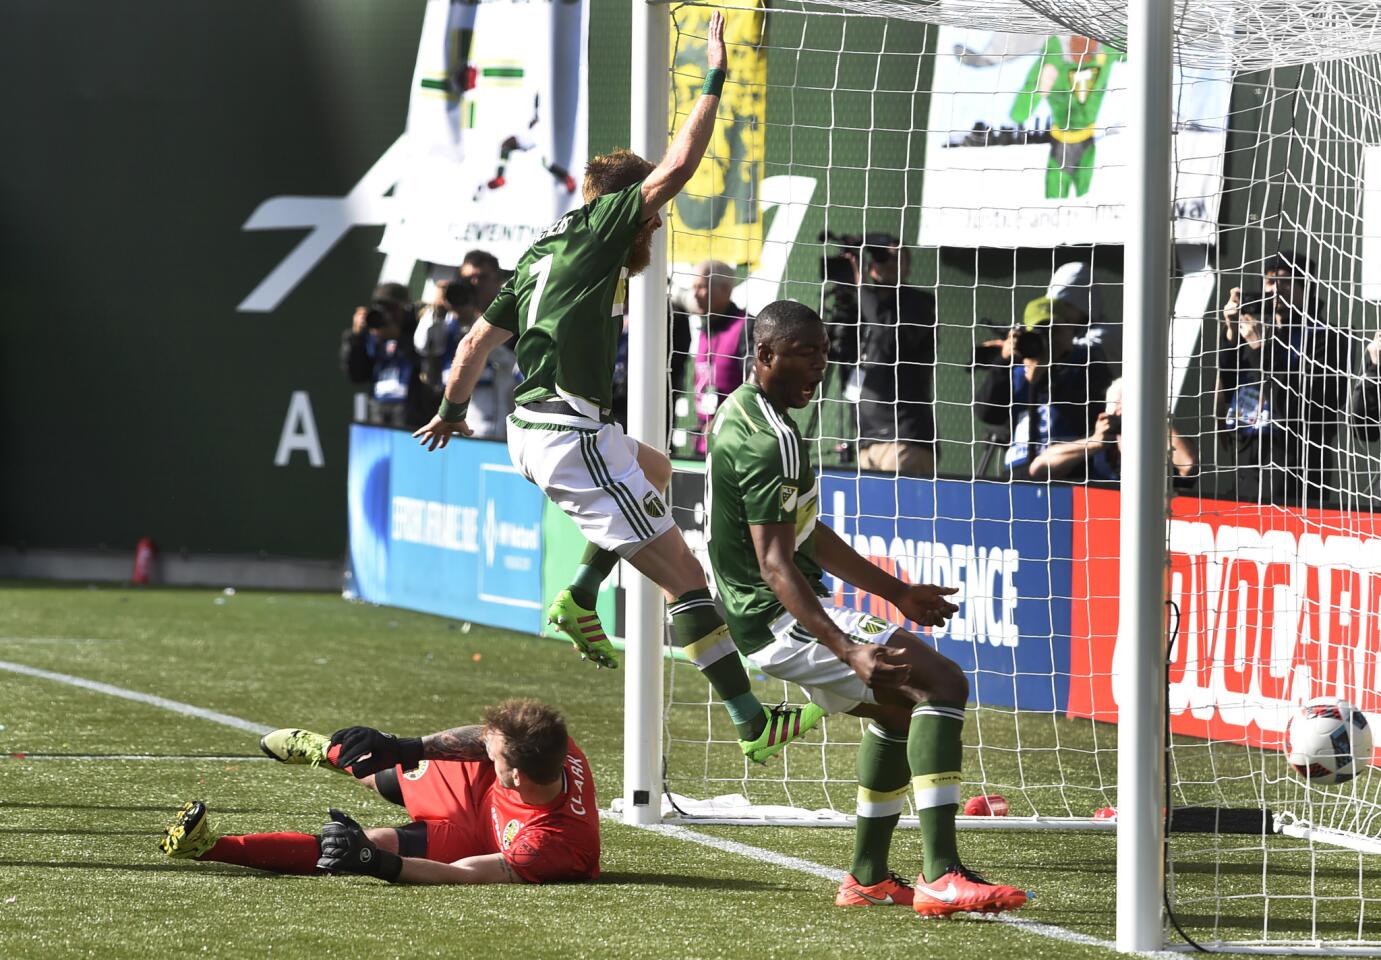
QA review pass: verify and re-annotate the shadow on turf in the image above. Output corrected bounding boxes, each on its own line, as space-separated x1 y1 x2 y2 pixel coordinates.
595 871 781 891
1170 859 1368 881
1171 913 1372 937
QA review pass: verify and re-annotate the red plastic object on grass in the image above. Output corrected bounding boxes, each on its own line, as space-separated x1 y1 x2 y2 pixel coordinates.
963 794 1009 816
132 537 157 585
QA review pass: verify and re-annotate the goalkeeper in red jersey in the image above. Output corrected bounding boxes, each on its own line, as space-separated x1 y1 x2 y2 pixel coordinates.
160 699 598 885
410 11 822 765
704 299 1029 916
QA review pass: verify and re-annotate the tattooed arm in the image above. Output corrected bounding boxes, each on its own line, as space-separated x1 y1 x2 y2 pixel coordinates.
421 724 489 761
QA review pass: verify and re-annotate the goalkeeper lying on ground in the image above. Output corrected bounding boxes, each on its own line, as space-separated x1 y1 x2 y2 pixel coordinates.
160 698 599 884
703 299 1029 916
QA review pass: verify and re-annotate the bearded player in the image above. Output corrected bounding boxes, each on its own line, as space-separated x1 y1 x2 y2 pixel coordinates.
160 699 598 885
704 299 1030 916
411 12 822 765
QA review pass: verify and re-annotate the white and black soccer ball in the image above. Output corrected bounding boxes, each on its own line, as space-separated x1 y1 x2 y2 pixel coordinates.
1286 697 1374 786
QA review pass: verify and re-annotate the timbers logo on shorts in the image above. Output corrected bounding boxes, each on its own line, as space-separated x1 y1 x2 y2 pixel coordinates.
643 492 666 518
858 616 889 635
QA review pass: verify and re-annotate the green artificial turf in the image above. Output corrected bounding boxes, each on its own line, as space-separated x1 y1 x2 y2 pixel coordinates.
0 583 1375 959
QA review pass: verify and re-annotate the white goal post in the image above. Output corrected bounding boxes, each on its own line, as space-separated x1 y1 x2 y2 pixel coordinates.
623 0 1381 953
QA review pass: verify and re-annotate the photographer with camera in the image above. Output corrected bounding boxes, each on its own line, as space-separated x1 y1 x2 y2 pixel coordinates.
1027 378 1197 485
413 276 516 439
1215 251 1347 507
341 282 428 429
974 295 1113 480
822 234 937 476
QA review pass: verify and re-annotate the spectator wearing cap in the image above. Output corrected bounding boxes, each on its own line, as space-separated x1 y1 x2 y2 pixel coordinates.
1215 250 1347 507
690 259 751 456
823 239 938 477
341 282 428 429
1047 260 1117 363
975 295 1113 479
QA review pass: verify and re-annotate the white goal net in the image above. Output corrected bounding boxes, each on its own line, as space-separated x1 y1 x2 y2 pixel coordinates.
643 0 1381 951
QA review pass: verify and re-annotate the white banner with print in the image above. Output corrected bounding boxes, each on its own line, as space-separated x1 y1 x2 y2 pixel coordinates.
917 27 1231 248
379 0 588 269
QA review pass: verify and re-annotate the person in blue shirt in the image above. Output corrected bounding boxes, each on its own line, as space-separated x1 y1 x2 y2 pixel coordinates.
975 295 1113 480
1215 251 1347 507
341 282 427 429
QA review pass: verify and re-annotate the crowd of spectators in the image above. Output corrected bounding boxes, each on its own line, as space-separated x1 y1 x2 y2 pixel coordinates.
343 249 512 437
346 236 1377 509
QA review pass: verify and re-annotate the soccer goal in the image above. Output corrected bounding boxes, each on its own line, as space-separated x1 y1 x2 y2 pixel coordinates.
621 0 1381 952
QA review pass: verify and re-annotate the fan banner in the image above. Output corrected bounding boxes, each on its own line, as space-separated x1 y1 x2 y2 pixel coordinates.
667 3 768 271
1069 487 1381 764
917 27 1231 247
379 0 588 269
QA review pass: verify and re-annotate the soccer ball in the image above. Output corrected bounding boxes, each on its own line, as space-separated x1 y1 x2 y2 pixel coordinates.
1286 698 1374 785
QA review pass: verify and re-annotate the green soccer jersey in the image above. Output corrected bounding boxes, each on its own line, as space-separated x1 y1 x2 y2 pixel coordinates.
483 180 646 419
705 383 824 654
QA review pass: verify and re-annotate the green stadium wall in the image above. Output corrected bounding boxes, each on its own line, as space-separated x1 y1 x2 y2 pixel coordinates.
3 1 1361 564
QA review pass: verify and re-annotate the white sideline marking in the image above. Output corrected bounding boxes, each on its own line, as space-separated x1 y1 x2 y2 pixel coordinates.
0 636 124 645
601 814 1167 956
5 657 1154 956
12 754 271 762
0 660 273 736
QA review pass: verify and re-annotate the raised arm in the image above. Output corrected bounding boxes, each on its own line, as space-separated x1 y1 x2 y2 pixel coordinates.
421 724 488 761
640 12 726 214
329 722 490 777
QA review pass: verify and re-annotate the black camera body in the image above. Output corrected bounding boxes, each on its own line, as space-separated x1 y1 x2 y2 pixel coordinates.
1237 289 1273 322
818 230 900 284
1014 328 1049 363
364 301 392 330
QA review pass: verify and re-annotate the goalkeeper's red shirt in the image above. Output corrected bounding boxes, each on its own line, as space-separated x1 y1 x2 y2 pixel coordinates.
486 738 601 883
395 737 600 882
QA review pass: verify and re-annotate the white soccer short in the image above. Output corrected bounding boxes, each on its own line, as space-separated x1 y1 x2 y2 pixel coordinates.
747 605 902 715
507 413 675 558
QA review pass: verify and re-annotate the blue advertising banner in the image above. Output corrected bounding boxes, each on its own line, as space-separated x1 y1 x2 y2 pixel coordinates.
348 425 544 633
817 474 1073 712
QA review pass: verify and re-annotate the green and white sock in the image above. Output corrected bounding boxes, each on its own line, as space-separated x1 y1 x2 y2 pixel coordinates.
908 700 966 883
668 589 765 740
850 724 911 886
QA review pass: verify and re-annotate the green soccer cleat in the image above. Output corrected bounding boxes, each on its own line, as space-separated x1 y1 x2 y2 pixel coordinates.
160 800 219 859
740 701 828 764
546 589 619 669
259 727 348 774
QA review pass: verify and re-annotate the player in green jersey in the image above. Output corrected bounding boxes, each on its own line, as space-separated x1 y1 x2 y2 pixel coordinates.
705 299 1029 916
411 13 822 765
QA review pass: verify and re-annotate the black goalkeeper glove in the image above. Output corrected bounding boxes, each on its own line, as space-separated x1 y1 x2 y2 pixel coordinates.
328 726 424 777
316 808 402 882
